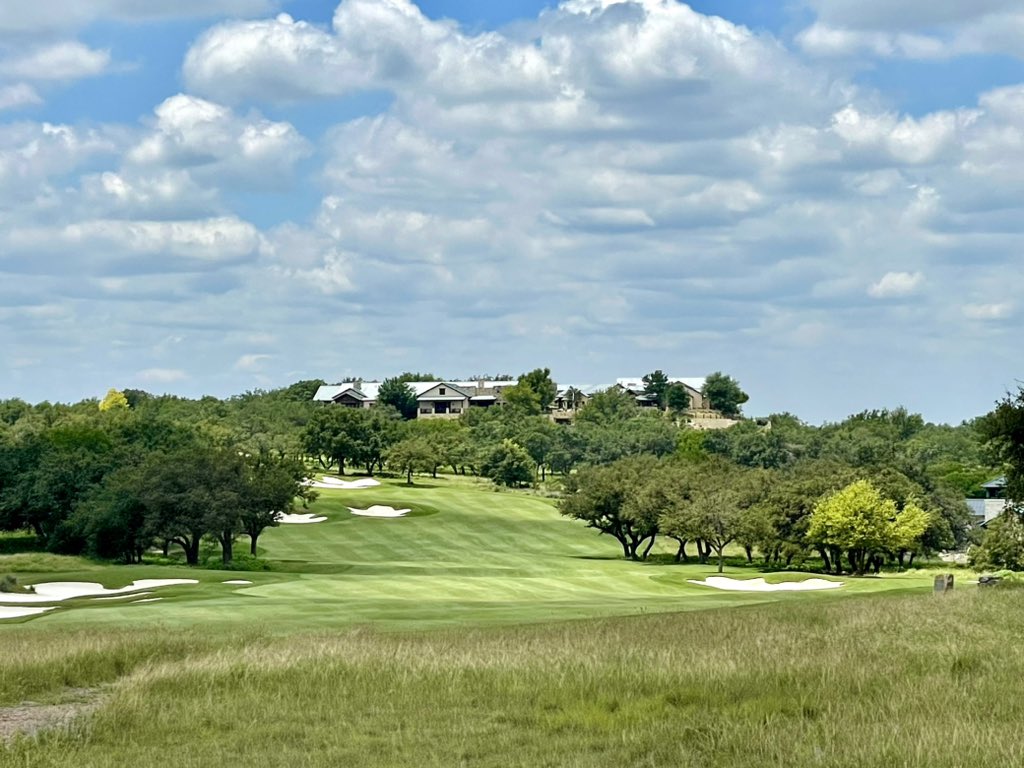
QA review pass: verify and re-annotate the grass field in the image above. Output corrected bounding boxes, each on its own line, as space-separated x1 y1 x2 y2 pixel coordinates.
2 474 996 766
0 475 939 632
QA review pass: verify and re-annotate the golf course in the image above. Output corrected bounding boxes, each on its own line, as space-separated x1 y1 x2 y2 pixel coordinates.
5 474 1013 767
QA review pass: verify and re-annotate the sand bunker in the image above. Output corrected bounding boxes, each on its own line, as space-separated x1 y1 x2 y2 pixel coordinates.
348 505 410 518
276 512 327 524
133 598 163 604
0 579 198 604
0 606 55 620
688 576 843 592
223 580 253 585
304 477 381 490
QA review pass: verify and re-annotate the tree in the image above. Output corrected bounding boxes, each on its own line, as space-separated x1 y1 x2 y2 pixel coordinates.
519 368 558 412
559 457 660 560
72 466 150 563
377 378 419 420
971 508 1024 571
302 407 367 475
665 383 691 415
807 480 895 575
889 498 931 570
979 386 1024 503
702 372 749 417
574 388 638 425
241 455 311 556
98 389 129 412
658 461 762 572
139 447 245 565
386 438 437 484
642 370 670 409
481 439 535 487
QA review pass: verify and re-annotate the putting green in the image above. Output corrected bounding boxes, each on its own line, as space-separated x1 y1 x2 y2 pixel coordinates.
0 476 945 632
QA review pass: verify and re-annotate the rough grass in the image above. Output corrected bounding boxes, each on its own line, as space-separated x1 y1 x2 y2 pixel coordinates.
3 589 1023 766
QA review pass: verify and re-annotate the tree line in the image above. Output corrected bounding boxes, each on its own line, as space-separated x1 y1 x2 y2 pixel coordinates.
1 369 1011 571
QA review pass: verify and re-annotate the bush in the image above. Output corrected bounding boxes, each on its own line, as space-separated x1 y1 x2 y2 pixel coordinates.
969 511 1024 571
0 574 34 593
201 554 273 572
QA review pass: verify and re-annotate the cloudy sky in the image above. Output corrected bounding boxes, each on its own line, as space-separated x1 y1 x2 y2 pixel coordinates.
1 0 1022 424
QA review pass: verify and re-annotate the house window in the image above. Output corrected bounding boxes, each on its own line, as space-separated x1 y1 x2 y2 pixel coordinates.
439 387 446 395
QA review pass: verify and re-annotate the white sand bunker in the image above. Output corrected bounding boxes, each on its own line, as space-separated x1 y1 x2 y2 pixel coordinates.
276 512 327 524
133 598 163 604
0 605 55 620
0 579 198 604
223 580 253 585
688 577 843 592
348 505 410 518
304 477 381 490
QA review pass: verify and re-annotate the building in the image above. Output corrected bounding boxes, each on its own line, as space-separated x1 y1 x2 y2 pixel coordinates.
313 374 742 429
967 477 1010 526
312 380 518 420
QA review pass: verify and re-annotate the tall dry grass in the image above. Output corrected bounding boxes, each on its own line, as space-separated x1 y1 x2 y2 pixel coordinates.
4 589 1024 766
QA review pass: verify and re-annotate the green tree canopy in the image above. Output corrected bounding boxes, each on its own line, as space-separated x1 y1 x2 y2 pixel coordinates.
702 372 749 417
377 378 419 420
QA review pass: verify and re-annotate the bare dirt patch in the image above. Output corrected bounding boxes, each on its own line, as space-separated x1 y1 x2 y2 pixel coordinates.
0 688 106 743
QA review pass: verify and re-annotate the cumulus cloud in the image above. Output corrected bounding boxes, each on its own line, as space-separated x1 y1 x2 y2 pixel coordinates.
128 94 310 182
0 42 111 81
184 0 830 141
868 272 924 298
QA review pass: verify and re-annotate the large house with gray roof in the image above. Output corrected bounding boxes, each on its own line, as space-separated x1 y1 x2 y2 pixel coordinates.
312 380 518 420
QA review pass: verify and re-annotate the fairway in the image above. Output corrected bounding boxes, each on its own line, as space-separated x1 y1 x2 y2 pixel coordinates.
1 476 938 633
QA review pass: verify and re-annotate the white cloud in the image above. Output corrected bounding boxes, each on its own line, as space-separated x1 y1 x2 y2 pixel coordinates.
136 368 187 384
234 353 272 370
0 1 276 35
798 0 1024 59
184 0 831 140
0 42 111 81
127 94 310 183
962 302 1013 320
0 83 41 110
868 271 924 298
10 217 262 264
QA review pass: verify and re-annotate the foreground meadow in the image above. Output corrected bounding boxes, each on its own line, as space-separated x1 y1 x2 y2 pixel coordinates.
2 588 1020 767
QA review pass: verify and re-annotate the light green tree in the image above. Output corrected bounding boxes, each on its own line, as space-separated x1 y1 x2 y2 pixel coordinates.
98 388 129 412
808 480 895 575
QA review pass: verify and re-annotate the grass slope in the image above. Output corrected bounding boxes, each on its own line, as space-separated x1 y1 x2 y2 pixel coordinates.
1 476 937 631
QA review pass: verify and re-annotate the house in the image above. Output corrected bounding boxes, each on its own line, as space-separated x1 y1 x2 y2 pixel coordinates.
550 386 599 424
614 377 709 411
967 477 1010 526
312 379 518 420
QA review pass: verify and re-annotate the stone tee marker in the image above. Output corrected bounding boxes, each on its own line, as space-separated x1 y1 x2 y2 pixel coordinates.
933 574 954 593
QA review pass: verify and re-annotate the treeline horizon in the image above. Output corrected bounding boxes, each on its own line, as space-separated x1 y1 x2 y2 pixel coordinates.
1 370 1014 574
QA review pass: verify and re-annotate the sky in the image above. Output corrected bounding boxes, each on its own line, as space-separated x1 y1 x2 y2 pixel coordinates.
1 0 1022 425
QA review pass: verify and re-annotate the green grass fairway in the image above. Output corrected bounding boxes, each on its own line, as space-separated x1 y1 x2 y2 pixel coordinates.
1 475 944 633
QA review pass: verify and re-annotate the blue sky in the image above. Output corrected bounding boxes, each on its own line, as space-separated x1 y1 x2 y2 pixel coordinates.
1 0 1022 424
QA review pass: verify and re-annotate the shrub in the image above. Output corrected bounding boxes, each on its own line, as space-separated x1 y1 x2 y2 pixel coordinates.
201 554 273 572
